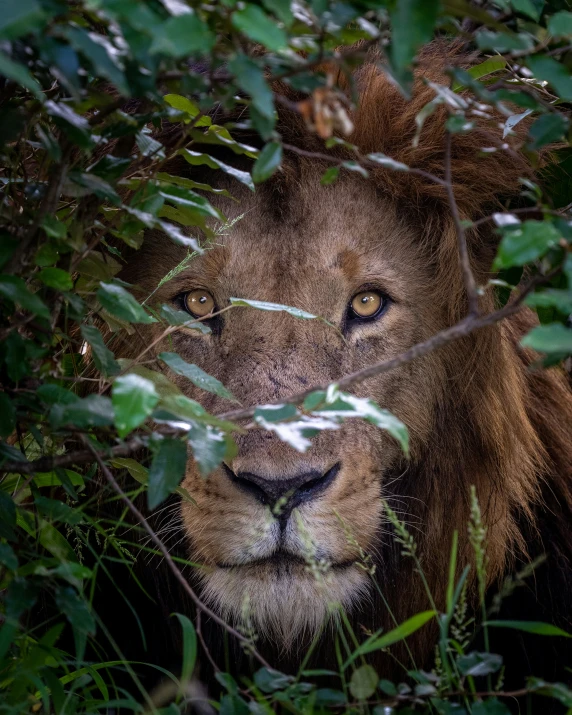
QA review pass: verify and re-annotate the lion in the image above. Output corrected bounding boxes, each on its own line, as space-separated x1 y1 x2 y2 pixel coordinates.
102 43 572 698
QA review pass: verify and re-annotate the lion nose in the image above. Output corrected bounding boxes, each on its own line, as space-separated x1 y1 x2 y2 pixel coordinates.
223 463 340 516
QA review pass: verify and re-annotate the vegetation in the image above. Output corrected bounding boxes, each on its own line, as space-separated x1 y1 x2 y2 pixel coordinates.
1 0 572 712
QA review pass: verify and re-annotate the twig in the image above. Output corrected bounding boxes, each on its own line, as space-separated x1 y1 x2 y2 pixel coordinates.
445 132 479 317
79 435 272 670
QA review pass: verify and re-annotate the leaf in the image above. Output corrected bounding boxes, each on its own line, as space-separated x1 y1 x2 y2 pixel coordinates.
159 352 237 402
38 267 73 291
150 14 215 57
493 221 561 269
0 275 50 319
61 26 129 96
471 700 511 715
521 323 572 355
254 404 298 423
110 457 149 483
313 387 410 456
228 54 275 120
527 678 572 707
179 149 254 191
50 394 115 430
173 613 197 684
0 51 44 100
0 0 45 40
231 6 288 51
476 30 535 53
0 393 16 439
527 55 572 102
252 142 282 183
253 668 294 693
314 689 347 707
367 153 409 171
255 414 339 452
548 12 572 37
187 423 231 477
503 109 533 138
229 297 319 320
321 167 340 185
344 611 435 666
512 0 543 21
54 586 95 662
97 282 157 324
148 437 188 509
45 100 94 149
349 664 378 700
159 304 212 333
112 374 159 438
457 651 503 676
80 324 120 377
158 185 223 220
35 496 82 524
528 114 569 149
0 491 17 540
0 542 18 570
164 94 211 127
484 620 572 637
390 0 439 87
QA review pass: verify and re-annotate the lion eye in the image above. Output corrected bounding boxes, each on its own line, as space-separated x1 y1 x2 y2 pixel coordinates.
349 290 384 319
183 289 216 318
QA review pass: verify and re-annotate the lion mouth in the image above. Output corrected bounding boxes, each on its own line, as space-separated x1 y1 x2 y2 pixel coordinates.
216 550 356 570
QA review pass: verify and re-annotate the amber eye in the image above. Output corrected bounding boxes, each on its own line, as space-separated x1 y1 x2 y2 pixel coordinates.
349 290 384 319
183 289 216 318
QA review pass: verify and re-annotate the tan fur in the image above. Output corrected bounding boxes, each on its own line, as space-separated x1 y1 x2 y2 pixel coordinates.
112 44 572 660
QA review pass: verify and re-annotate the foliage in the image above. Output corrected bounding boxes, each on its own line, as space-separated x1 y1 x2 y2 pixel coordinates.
1 0 572 712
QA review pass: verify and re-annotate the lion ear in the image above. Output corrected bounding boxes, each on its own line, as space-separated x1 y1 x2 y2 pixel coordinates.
348 42 532 221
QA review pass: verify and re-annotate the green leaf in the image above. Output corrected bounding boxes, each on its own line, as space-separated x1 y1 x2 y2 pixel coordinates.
493 221 561 269
173 613 197 684
231 6 288 51
254 668 294 693
321 166 340 185
527 678 572 707
45 101 94 149
112 374 159 438
97 282 157 324
61 27 129 96
159 352 237 402
390 0 439 86
228 54 275 120
472 699 511 715
457 651 503 676
164 94 211 127
229 297 318 320
526 289 572 315
367 153 409 171
528 114 569 149
187 423 230 477
0 0 45 40
179 150 254 191
527 55 572 102
521 323 572 355
0 491 17 540
158 185 224 220
314 689 347 707
0 52 44 100
41 215 66 239
35 496 82 524
38 267 73 291
150 14 215 57
315 388 410 456
476 30 535 53
50 394 114 430
0 542 18 570
349 664 378 700
0 393 16 439
252 142 282 184
0 275 50 319
512 0 543 21
148 437 188 509
159 304 212 333
548 12 572 37
484 620 572 637
254 404 298 423
55 586 95 662
80 324 120 377
344 610 435 666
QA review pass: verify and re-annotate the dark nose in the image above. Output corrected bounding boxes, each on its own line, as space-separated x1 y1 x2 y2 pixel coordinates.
223 463 340 519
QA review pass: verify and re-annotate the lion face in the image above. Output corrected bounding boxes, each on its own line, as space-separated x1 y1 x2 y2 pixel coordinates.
129 168 453 644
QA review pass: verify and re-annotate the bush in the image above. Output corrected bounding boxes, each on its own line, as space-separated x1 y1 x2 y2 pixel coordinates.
1 0 572 712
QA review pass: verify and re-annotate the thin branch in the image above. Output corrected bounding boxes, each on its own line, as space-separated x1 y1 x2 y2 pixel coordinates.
444 132 479 317
79 435 272 669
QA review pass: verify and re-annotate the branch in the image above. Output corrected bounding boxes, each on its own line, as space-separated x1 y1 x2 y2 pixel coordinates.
80 435 272 670
444 131 479 317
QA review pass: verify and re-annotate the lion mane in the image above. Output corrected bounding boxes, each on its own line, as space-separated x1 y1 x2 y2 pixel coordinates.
98 42 572 699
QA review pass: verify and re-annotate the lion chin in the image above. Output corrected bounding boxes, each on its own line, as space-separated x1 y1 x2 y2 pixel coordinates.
199 558 370 648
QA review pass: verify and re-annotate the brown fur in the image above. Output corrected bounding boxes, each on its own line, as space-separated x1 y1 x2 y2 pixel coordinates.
108 43 572 675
